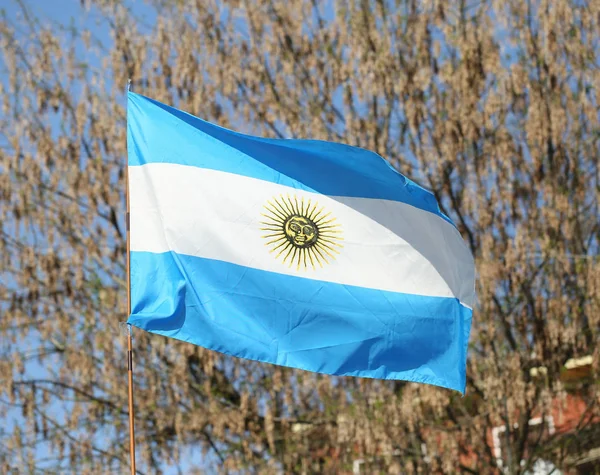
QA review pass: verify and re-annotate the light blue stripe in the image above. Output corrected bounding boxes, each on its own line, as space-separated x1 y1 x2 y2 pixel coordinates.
127 251 471 392
127 92 454 226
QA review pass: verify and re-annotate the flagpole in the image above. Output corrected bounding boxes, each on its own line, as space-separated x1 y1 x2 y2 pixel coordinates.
125 81 137 475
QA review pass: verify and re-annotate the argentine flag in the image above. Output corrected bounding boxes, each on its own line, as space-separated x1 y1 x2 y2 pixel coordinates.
126 92 475 393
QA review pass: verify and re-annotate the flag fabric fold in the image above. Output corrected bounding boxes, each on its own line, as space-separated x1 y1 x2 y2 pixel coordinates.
126 91 475 393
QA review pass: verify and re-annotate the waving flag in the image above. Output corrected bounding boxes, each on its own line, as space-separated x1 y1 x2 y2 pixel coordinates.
126 92 475 392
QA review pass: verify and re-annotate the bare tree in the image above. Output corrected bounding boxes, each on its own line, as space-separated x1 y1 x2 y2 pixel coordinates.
0 0 598 473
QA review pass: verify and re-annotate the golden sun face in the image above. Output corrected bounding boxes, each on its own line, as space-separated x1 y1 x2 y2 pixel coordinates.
260 195 343 270
284 216 318 247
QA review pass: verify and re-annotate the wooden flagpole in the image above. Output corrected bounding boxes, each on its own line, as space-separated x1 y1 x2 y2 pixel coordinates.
125 81 137 475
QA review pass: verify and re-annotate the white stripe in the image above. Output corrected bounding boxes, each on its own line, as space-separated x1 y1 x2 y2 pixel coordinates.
129 163 475 307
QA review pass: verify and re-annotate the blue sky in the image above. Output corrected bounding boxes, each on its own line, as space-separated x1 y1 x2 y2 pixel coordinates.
2 1 418 472
1 1 213 473
6 0 595 472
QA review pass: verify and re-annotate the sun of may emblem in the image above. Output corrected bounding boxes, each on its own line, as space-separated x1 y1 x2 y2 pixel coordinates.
260 195 343 270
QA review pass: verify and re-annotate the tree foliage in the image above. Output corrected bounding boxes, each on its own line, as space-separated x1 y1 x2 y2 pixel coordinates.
0 0 598 473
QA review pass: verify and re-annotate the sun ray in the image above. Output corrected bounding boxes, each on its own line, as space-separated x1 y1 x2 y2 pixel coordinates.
262 213 285 226
306 248 316 270
319 233 344 242
263 211 285 226
319 231 343 237
270 240 291 254
310 206 327 223
282 243 296 264
282 194 292 214
261 212 284 224
311 244 330 265
314 248 337 262
290 194 300 216
314 214 335 225
261 215 284 226
264 210 285 224
305 199 316 220
315 241 340 257
280 194 295 217
320 236 343 242
320 235 343 241
314 215 333 227
275 242 293 257
266 201 288 221
262 230 285 237
288 246 299 267
318 222 342 229
264 235 288 245
319 228 343 235
319 238 344 247
316 240 341 253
